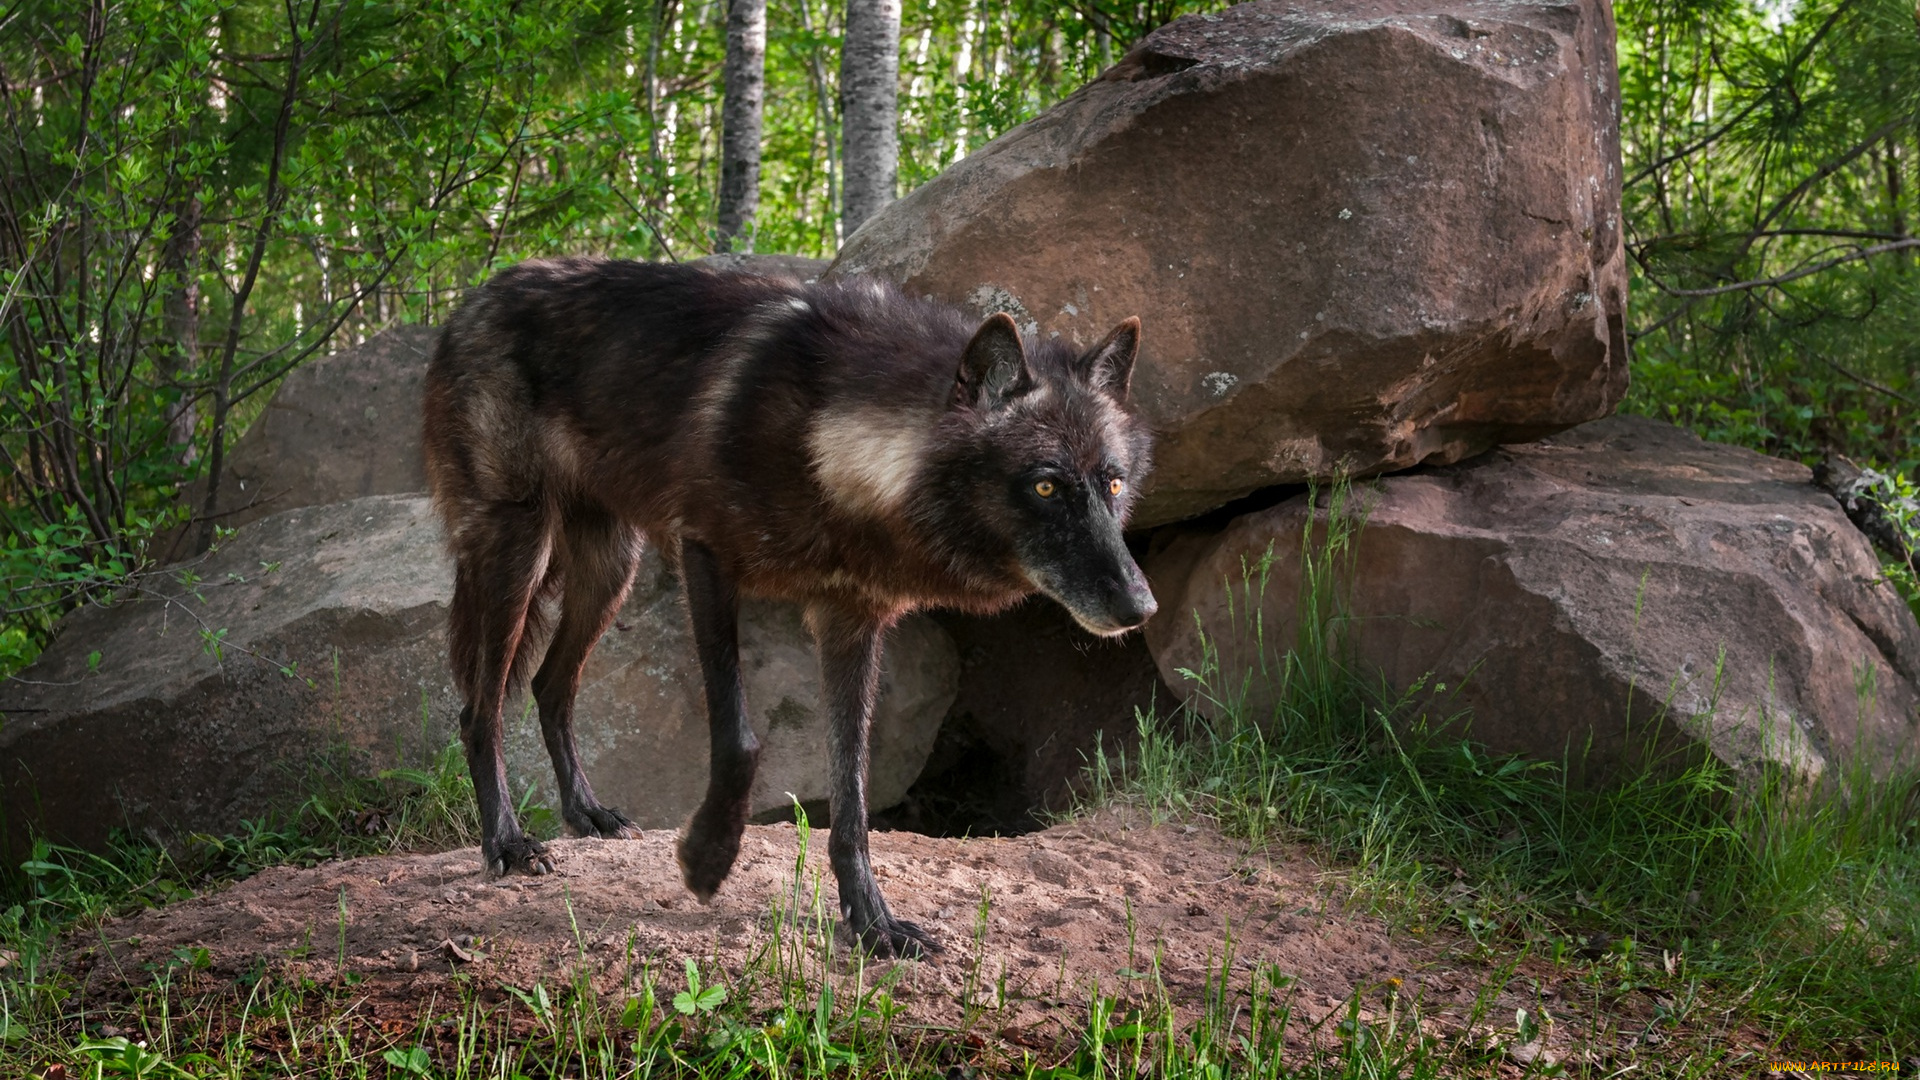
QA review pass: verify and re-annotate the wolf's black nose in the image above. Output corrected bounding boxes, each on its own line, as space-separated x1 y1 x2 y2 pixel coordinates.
1111 585 1158 630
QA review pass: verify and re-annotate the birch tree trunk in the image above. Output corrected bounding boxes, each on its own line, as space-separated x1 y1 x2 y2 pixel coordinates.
716 0 766 253
796 0 840 244
839 0 900 236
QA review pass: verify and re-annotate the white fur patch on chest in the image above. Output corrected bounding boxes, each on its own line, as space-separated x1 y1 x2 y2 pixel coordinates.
807 406 936 517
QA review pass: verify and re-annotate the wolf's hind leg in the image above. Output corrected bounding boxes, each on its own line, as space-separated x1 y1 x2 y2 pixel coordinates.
675 539 761 901
448 499 556 877
812 603 940 959
532 504 644 840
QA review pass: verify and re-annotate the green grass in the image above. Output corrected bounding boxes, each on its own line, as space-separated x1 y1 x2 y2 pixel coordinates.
1083 483 1920 1057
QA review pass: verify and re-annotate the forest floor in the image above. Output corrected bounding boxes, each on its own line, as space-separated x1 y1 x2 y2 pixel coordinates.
54 809 1766 1074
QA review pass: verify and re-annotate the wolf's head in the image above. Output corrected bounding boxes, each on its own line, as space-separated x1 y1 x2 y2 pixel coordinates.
927 312 1157 636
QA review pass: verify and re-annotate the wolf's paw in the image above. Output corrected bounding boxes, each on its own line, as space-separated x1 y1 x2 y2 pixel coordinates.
849 915 941 960
484 836 554 878
676 818 745 903
567 803 642 840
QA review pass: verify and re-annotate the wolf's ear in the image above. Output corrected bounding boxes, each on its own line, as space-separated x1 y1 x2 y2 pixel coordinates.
1076 317 1141 401
958 312 1032 408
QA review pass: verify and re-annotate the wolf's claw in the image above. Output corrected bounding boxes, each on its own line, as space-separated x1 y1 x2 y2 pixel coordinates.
849 915 941 959
484 836 554 877
569 804 642 840
859 917 940 959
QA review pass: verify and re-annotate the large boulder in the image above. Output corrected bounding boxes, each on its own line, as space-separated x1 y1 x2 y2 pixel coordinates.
0 496 957 855
833 0 1629 526
1143 416 1920 780
173 325 441 547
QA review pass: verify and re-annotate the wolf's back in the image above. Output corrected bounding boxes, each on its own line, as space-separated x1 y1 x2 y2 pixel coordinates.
421 258 800 529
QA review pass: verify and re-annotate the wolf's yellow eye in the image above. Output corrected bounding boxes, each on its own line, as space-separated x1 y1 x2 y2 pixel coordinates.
1034 480 1056 498
1108 478 1124 497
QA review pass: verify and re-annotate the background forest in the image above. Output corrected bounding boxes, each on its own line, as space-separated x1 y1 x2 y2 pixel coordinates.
2 0 1917 672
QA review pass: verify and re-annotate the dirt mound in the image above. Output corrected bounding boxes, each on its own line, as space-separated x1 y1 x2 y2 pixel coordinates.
65 814 1642 1059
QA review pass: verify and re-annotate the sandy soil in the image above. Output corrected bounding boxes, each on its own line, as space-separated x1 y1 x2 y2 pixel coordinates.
65 813 1658 1062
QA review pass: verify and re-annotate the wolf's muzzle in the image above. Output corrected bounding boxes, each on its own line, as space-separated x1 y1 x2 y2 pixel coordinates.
1062 564 1157 636
1108 581 1159 631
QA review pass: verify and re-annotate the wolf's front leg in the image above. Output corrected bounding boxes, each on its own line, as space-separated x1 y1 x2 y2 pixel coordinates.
677 540 762 900
810 604 940 959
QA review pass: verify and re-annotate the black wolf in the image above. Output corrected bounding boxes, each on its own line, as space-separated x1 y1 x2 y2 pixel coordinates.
422 258 1155 956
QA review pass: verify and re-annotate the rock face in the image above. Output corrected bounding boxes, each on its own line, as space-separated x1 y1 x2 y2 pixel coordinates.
833 0 1628 526
1 496 453 856
1144 416 1920 780
0 496 957 855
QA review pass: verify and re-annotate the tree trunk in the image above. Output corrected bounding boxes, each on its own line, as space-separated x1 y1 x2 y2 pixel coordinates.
797 0 840 243
839 0 900 236
196 8 304 554
716 0 765 253
159 196 202 464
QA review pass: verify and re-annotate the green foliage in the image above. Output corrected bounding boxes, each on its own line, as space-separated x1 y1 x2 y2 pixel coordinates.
672 957 729 1015
1087 483 1920 1052
380 1045 433 1077
1618 0 1920 475
0 512 149 673
0 0 652 670
1844 464 1920 609
0 0 1232 677
64 1037 197 1079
